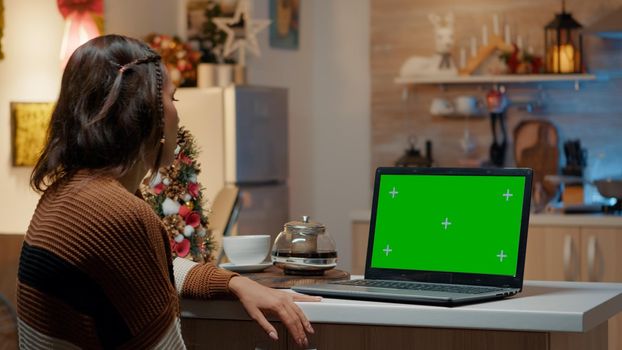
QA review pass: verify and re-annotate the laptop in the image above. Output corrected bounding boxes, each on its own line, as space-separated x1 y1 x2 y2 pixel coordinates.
293 167 533 306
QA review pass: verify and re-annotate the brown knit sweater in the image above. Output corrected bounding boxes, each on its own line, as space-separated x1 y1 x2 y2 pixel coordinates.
17 171 238 349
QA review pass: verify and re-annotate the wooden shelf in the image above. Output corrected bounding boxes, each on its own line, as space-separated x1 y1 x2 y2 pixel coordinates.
395 74 598 85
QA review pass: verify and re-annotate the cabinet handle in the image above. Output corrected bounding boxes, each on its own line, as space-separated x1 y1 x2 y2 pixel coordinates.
563 235 574 281
587 236 597 281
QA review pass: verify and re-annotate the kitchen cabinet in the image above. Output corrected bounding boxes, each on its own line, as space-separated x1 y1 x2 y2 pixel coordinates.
523 226 582 281
181 317 605 350
524 224 622 350
181 318 288 349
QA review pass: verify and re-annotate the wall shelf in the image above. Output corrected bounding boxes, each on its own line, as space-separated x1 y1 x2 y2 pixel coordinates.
394 74 598 86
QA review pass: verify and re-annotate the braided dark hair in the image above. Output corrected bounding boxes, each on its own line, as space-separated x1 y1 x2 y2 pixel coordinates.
31 34 167 192
152 60 165 172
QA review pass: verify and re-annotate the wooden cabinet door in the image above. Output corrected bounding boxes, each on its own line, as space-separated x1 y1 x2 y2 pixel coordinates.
513 225 622 350
524 226 581 281
579 227 622 350
580 228 622 282
181 318 287 350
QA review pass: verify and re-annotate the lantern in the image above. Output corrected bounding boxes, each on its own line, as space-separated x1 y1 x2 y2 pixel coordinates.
544 0 583 74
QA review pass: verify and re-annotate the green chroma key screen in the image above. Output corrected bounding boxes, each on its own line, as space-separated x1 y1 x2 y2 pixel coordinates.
370 174 526 276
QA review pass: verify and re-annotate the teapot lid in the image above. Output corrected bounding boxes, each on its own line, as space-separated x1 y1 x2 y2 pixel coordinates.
285 215 326 235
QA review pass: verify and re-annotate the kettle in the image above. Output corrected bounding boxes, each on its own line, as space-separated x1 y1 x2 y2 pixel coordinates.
271 216 338 275
395 136 433 167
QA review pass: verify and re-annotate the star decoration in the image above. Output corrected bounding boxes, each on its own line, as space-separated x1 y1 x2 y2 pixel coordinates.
212 0 271 66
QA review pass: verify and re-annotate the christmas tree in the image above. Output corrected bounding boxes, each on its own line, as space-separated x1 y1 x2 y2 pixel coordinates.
141 127 214 262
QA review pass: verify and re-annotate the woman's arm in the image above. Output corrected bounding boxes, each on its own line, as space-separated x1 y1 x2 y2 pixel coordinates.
172 257 321 348
228 275 321 348
173 257 238 298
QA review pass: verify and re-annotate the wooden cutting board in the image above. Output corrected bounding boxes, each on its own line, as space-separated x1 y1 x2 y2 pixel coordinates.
242 266 350 289
513 120 559 210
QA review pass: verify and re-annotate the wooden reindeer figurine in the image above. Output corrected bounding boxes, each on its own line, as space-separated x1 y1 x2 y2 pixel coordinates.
399 13 458 77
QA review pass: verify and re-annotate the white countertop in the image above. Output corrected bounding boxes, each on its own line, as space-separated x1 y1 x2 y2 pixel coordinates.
350 210 622 227
181 280 622 333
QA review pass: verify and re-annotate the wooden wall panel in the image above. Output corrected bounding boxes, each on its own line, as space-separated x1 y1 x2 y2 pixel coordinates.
370 0 622 186
0 234 24 309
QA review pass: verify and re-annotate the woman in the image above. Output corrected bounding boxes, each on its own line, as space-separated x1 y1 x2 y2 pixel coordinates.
17 34 318 349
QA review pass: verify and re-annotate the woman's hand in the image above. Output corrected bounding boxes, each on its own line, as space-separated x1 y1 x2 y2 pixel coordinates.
228 276 321 348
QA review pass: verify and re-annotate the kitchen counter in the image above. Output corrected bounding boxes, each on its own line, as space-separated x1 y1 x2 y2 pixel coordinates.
182 280 622 333
180 280 622 349
350 210 622 227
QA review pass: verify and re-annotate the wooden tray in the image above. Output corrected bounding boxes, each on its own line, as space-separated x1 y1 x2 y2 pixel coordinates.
513 119 559 211
242 266 350 289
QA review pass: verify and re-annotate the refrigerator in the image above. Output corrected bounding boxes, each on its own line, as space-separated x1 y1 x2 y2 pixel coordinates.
176 86 289 243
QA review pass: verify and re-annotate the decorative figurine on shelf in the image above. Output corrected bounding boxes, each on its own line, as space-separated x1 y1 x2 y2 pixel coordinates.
141 127 215 263
399 13 458 77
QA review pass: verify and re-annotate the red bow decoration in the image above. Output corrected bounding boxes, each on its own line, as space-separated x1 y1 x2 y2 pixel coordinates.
57 0 104 67
57 0 102 19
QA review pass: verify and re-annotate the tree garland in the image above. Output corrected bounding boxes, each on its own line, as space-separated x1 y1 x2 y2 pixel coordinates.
141 127 215 262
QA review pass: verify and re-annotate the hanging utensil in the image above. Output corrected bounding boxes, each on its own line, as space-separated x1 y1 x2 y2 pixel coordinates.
486 86 509 167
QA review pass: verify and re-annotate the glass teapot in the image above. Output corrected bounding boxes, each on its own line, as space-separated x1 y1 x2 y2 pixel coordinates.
271 215 338 275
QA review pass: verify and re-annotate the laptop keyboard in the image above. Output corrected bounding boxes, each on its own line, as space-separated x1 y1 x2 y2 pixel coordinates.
332 279 502 295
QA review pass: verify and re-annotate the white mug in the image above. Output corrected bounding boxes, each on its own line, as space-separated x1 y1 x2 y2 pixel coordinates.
223 235 270 265
454 96 483 116
430 97 454 116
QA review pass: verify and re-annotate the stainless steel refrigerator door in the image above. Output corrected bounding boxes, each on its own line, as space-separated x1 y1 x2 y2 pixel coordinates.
235 184 289 244
224 86 288 184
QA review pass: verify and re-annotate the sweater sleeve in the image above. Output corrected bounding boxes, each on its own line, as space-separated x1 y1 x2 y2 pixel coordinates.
173 258 239 299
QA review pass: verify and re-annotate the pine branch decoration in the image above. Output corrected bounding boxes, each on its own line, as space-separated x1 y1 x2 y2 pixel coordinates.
141 127 215 262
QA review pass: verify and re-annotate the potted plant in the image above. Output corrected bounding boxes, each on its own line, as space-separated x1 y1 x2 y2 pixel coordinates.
195 1 238 87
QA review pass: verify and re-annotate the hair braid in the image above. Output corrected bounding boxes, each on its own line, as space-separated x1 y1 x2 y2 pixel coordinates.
154 62 164 128
151 61 166 173
90 55 162 127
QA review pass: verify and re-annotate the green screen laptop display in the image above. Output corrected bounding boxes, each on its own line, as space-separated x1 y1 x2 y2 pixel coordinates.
370 174 526 277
